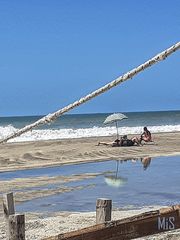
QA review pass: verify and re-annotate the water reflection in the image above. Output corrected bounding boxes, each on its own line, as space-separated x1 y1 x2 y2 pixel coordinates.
15 155 180 213
141 157 151 170
119 157 152 170
105 161 127 188
104 157 152 188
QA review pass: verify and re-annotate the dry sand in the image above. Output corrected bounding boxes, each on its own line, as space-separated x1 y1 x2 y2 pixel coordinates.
0 132 180 239
0 208 180 240
0 132 180 173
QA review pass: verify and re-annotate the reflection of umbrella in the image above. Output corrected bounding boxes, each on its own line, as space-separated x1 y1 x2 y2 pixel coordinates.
104 161 128 188
105 175 127 188
104 113 128 139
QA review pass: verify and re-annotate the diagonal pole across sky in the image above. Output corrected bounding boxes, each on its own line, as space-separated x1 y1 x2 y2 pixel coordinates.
0 42 180 143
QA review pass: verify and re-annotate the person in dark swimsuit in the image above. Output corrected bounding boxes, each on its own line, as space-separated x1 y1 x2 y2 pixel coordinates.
98 135 141 147
120 135 140 146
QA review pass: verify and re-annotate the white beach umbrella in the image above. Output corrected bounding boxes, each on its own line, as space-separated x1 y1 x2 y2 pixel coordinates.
103 113 128 139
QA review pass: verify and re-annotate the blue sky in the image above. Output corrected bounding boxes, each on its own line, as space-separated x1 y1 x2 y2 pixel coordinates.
0 0 179 116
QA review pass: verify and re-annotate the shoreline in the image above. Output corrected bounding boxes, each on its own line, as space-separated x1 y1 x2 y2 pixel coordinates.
0 132 180 172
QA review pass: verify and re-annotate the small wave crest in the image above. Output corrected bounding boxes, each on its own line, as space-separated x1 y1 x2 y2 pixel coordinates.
0 125 17 139
0 124 180 142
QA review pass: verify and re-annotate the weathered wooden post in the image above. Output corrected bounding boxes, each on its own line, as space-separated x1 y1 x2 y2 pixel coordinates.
96 198 112 224
3 192 25 240
8 214 25 240
3 192 15 218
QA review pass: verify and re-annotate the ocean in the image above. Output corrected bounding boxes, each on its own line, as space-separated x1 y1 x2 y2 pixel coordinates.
0 110 180 142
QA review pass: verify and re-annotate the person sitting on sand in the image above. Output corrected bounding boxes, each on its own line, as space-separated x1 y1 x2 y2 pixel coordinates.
139 127 152 144
98 135 141 147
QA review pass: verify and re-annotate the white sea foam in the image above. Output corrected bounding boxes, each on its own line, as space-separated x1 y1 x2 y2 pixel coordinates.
0 124 180 142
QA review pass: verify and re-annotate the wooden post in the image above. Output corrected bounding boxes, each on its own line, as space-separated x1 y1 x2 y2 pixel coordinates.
8 214 25 240
3 193 25 240
3 192 15 219
96 198 112 224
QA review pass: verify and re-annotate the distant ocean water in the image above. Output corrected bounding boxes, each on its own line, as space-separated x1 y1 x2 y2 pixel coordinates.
0 110 180 142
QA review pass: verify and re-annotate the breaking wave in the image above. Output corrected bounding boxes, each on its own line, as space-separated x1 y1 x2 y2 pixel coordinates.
0 124 180 142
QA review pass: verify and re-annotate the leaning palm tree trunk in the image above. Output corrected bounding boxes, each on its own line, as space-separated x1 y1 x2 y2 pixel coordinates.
1 42 180 143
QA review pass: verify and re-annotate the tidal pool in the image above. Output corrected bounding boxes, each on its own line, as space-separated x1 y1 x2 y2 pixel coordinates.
1 155 179 213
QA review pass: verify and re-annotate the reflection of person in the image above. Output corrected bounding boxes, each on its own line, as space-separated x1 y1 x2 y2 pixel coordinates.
98 135 141 147
139 127 152 143
141 157 151 170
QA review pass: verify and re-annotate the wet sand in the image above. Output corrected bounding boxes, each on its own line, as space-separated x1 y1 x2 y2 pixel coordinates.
0 132 180 239
0 132 180 173
0 173 101 213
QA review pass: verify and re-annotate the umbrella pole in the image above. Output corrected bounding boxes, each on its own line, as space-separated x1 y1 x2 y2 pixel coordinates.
115 121 119 139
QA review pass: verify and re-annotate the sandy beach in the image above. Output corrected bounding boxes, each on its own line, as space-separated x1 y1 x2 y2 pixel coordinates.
0 132 180 239
0 207 180 240
0 132 180 173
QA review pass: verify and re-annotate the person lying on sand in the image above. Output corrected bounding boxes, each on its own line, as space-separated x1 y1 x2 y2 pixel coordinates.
120 135 141 146
98 138 121 147
98 135 141 147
